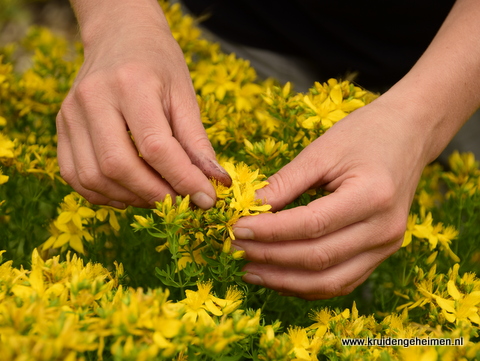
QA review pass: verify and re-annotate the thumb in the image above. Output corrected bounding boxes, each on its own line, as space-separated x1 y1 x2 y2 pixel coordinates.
188 147 233 188
256 144 328 211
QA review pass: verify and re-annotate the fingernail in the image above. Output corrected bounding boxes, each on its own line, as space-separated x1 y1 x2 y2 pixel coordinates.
233 227 254 240
210 159 230 176
231 241 244 251
107 201 127 209
191 191 215 209
210 159 232 187
243 272 264 286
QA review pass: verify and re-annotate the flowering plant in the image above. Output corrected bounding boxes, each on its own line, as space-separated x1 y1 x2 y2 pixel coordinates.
0 1 479 360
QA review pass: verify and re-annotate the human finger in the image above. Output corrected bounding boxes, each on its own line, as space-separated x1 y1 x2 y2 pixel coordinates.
57 110 143 209
169 77 232 187
240 245 396 300
118 76 219 208
232 218 405 271
56 111 127 207
233 176 394 241
59 98 170 208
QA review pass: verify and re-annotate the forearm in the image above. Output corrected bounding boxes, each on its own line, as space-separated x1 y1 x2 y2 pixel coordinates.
380 0 480 165
69 0 170 50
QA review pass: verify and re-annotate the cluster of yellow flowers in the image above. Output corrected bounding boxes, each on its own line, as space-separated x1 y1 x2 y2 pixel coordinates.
1 248 479 361
1 1 480 360
0 249 265 361
131 162 269 271
41 192 124 254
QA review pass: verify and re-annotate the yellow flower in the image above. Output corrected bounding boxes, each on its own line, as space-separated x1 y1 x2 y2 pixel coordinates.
57 193 96 230
418 265 480 325
132 215 154 229
301 93 346 129
299 80 370 130
50 219 94 254
213 286 243 315
96 206 122 231
180 281 223 327
0 133 15 158
288 327 312 361
234 83 262 111
402 214 417 247
437 280 480 325
197 63 237 101
448 150 478 175
405 212 459 261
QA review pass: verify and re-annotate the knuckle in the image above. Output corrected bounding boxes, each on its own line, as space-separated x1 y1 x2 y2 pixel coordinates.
82 193 106 206
262 172 290 207
167 172 191 192
339 284 356 297
376 214 408 248
389 216 408 241
144 191 166 206
137 133 167 160
115 63 156 91
137 182 171 206
259 247 277 265
57 95 78 130
77 167 103 191
264 216 288 242
98 150 127 180
74 76 102 106
268 172 289 195
319 276 345 297
58 164 75 185
371 177 397 210
274 277 292 294
304 246 333 271
115 65 138 89
305 207 328 239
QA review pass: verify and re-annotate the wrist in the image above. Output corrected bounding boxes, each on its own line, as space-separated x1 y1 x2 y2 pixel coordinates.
381 70 478 166
70 0 169 51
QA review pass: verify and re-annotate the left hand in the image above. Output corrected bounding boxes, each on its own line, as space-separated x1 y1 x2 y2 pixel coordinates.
232 95 429 300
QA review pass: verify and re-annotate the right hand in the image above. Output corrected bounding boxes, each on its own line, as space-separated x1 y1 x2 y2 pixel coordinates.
57 0 230 209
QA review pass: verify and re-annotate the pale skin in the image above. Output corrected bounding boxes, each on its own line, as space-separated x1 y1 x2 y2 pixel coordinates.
60 0 480 299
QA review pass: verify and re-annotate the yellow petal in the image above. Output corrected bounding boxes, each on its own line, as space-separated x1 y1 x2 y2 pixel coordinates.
96 208 108 221
72 213 83 230
204 299 223 316
29 267 44 295
330 85 343 105
301 115 320 129
435 296 456 314
341 99 364 112
109 212 120 231
447 280 462 300
468 312 480 325
69 235 85 254
303 95 318 112
442 309 456 323
57 211 72 225
157 319 183 338
42 236 57 250
53 233 71 248
78 206 96 218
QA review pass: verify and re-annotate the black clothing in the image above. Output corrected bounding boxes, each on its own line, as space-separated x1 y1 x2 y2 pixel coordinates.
182 0 455 89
